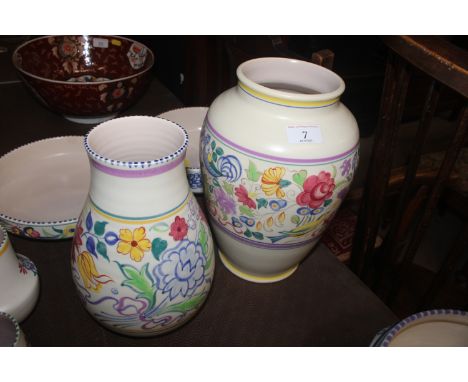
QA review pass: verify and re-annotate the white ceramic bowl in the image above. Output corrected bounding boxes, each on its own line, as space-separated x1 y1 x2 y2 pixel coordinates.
0 136 89 239
158 107 208 193
371 309 468 347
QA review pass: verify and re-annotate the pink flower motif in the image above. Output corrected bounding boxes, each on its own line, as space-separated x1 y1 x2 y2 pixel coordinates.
169 216 188 241
296 171 335 209
234 184 256 209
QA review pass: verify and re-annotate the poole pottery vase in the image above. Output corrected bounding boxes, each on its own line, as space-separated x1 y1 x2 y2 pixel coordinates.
201 57 359 282
71 116 215 336
0 225 39 322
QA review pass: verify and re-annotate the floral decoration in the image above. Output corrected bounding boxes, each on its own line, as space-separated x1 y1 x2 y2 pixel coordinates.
71 195 214 335
296 171 335 209
77 251 112 292
17 254 38 277
214 187 236 215
261 167 290 198
201 127 359 246
169 216 188 241
117 227 152 262
235 184 256 209
154 240 206 300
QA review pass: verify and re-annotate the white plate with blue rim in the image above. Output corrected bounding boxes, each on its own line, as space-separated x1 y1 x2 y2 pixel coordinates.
0 136 89 240
158 107 208 194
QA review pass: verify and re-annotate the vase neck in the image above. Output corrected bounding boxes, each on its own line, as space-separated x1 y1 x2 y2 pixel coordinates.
88 158 190 218
236 57 345 109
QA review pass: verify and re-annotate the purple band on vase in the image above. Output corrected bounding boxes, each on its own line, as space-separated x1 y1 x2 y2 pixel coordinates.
92 155 184 178
206 119 358 164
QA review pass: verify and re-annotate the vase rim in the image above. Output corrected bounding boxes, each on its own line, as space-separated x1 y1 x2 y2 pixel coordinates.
0 311 21 347
84 115 189 171
0 224 7 254
236 57 345 106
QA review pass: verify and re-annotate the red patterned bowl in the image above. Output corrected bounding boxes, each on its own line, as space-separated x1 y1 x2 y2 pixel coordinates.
12 35 154 124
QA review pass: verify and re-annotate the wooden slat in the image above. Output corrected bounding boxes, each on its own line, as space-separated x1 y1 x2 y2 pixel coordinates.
383 36 468 98
387 105 468 303
384 80 440 267
351 52 411 279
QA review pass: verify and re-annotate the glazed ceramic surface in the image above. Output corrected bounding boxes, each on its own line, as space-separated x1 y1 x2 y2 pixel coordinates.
71 116 214 337
0 311 27 346
201 57 359 282
0 136 89 239
0 226 39 322
158 107 208 193
12 36 154 124
372 309 468 347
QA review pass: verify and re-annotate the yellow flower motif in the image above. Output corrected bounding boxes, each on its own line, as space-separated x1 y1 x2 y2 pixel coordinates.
261 167 287 198
256 221 263 231
117 227 152 262
77 251 112 292
267 217 274 228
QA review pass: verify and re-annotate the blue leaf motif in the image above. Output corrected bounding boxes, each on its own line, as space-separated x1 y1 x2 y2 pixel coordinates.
85 211 93 231
104 231 119 245
218 155 242 182
86 236 96 256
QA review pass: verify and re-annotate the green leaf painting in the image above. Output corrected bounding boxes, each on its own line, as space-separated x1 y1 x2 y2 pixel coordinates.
96 241 109 261
293 170 307 187
222 181 234 196
246 161 262 182
256 198 268 209
198 224 208 255
150 222 169 233
239 205 254 217
94 221 108 236
159 293 206 315
252 231 264 240
291 215 300 225
116 262 156 309
151 238 168 260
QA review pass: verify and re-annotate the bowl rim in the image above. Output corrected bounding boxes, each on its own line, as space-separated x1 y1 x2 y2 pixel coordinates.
12 35 155 85
157 106 208 171
0 135 86 227
378 309 468 347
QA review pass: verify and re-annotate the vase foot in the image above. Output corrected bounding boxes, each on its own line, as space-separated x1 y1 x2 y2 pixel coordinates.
218 251 298 283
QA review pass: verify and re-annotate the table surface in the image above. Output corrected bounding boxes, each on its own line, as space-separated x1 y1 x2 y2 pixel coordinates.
0 49 398 346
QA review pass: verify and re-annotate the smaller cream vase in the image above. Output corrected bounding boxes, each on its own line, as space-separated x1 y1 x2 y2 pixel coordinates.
0 225 39 322
71 116 215 337
201 57 359 283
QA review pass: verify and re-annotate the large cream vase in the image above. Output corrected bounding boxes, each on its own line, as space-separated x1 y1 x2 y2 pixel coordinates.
201 57 359 283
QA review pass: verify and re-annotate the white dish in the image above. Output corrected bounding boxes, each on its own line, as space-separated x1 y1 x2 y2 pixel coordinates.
373 309 468 347
158 107 208 193
0 136 89 239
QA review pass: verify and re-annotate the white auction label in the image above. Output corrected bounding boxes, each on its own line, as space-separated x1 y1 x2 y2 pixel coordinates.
93 38 109 48
287 126 322 144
